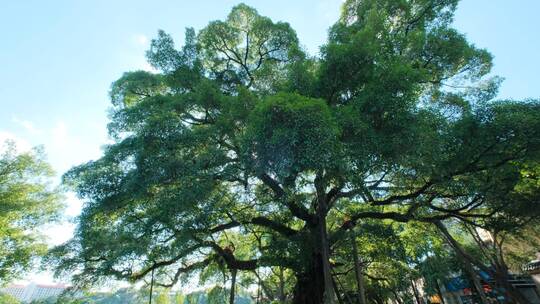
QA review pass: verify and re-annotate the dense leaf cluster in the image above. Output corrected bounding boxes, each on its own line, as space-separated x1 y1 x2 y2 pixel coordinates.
0 142 61 282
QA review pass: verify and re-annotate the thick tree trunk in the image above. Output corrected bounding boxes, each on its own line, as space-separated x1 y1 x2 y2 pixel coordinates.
293 252 326 304
292 188 338 304
351 233 367 304
318 209 337 304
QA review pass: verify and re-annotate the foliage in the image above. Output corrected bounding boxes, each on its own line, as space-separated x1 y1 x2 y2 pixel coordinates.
503 220 540 270
0 141 62 282
156 290 172 304
49 1 540 303
0 292 20 304
174 292 185 304
185 291 205 304
207 285 227 304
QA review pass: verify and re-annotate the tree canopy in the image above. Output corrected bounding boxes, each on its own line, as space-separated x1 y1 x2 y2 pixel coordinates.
0 141 61 283
50 1 540 304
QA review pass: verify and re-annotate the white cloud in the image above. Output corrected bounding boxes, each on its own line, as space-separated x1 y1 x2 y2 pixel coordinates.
51 120 69 147
133 34 149 46
318 0 342 22
12 116 42 135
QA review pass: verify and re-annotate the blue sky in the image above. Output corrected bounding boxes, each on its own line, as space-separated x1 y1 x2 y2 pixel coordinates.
1 0 539 284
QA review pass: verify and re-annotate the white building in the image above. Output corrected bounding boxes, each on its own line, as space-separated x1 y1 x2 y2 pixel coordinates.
525 251 540 294
1 282 67 303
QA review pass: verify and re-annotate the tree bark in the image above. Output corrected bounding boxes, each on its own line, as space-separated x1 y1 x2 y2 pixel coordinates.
278 267 286 302
434 221 489 304
229 268 237 304
411 278 422 304
492 245 531 303
148 268 155 304
391 289 403 304
351 232 367 304
293 251 325 304
318 206 336 304
434 221 532 304
435 280 446 304
256 269 262 304
464 258 490 304
331 276 345 304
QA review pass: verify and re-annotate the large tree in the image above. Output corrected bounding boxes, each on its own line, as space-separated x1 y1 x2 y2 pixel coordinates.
51 1 540 304
0 141 61 283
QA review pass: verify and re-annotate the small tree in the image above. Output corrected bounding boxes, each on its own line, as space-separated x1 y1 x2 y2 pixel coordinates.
0 141 61 282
